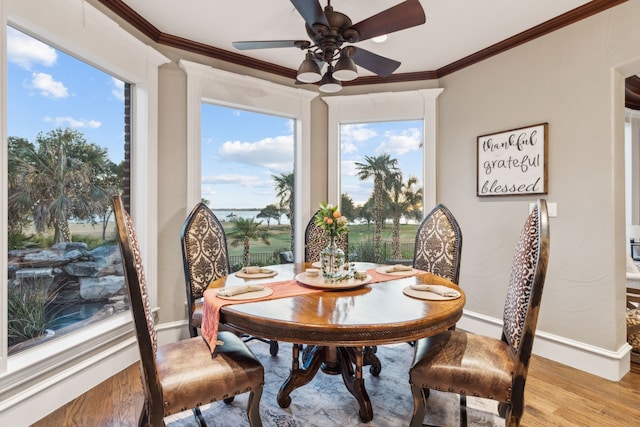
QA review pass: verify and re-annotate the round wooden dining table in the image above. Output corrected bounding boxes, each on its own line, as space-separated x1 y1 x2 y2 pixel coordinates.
207 262 465 423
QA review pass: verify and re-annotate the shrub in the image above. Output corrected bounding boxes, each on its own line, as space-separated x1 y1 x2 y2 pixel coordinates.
7 279 71 350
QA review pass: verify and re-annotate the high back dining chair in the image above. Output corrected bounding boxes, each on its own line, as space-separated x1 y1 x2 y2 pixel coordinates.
113 196 264 427
408 199 549 427
413 203 463 284
181 202 230 338
181 202 279 356
304 210 349 263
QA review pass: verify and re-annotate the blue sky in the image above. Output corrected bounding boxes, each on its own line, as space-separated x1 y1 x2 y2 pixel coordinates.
340 121 423 206
7 26 125 162
201 105 423 209
7 25 424 212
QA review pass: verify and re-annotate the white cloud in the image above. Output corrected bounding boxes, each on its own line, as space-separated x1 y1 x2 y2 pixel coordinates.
341 124 377 144
28 72 68 99
111 78 125 101
376 128 422 155
44 116 101 128
342 142 358 154
7 27 57 70
341 160 360 177
219 135 294 172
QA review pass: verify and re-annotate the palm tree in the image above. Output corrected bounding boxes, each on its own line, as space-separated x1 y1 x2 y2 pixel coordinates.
387 175 422 259
227 217 271 266
273 172 294 252
355 154 400 262
8 128 113 243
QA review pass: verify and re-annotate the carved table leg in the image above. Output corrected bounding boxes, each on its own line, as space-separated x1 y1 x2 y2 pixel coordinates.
277 344 325 408
363 346 382 376
343 347 382 377
337 346 373 423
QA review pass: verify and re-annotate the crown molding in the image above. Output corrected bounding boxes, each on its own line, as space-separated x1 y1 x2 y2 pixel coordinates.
97 0 627 85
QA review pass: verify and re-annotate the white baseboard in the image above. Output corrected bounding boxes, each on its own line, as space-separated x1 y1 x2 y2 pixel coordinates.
457 310 632 381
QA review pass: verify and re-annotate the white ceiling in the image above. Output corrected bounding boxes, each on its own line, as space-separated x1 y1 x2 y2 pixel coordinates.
121 0 592 77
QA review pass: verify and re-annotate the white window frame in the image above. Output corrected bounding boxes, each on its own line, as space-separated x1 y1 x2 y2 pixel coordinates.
323 89 444 212
0 0 168 423
180 60 317 262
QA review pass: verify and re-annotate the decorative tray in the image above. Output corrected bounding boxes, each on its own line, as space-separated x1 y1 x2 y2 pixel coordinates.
295 272 371 290
235 269 278 279
375 266 419 276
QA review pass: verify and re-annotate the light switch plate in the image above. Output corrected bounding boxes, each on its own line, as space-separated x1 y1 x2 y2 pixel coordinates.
530 202 556 217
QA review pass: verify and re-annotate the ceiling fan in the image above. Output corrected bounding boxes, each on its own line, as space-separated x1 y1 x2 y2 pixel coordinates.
232 0 426 92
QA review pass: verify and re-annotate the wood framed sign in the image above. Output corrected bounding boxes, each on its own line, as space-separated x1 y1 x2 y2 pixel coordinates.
477 123 548 197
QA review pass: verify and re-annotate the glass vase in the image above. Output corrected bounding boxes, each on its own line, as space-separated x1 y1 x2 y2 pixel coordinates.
320 236 346 280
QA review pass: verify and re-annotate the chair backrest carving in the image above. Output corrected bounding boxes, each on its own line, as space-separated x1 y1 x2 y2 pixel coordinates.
304 210 348 263
413 204 463 283
181 203 230 333
112 195 163 419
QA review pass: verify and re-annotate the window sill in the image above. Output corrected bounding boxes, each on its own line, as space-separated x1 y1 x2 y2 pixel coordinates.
1 312 134 390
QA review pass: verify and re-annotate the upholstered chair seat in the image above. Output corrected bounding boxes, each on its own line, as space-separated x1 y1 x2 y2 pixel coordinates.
411 330 514 403
158 331 264 416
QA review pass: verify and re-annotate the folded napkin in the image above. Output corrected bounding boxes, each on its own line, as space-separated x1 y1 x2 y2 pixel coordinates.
410 284 460 297
243 266 272 275
216 284 265 297
386 264 413 273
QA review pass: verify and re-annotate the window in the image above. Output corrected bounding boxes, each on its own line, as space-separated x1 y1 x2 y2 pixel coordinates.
324 90 442 205
6 26 129 354
181 60 316 262
200 103 295 268
340 120 424 263
1 1 167 422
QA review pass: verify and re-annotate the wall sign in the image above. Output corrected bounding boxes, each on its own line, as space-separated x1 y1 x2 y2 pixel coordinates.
477 123 548 197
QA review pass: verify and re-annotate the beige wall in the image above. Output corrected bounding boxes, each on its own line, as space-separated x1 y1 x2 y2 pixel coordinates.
435 2 639 353
147 2 640 357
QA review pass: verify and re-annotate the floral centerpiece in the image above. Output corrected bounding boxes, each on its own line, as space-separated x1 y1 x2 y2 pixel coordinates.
315 202 349 280
315 202 348 238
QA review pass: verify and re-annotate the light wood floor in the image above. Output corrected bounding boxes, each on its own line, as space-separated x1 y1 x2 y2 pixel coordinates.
31 356 640 426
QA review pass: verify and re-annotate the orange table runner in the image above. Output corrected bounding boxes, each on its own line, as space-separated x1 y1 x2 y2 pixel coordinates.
202 267 426 353
202 279 323 352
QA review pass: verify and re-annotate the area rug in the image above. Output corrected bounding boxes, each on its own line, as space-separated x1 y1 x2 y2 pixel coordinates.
165 341 504 427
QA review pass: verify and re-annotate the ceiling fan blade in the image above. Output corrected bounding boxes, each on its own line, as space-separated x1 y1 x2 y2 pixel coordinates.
290 0 329 28
351 47 401 77
232 40 311 50
351 0 426 42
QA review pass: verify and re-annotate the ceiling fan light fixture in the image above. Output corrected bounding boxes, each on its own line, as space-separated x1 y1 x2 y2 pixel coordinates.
333 54 358 82
372 35 388 43
296 52 322 83
319 65 342 93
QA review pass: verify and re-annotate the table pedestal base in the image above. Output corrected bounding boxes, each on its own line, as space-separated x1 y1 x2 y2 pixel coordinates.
277 344 381 423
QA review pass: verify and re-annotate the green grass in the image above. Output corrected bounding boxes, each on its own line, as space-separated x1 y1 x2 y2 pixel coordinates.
222 222 419 258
